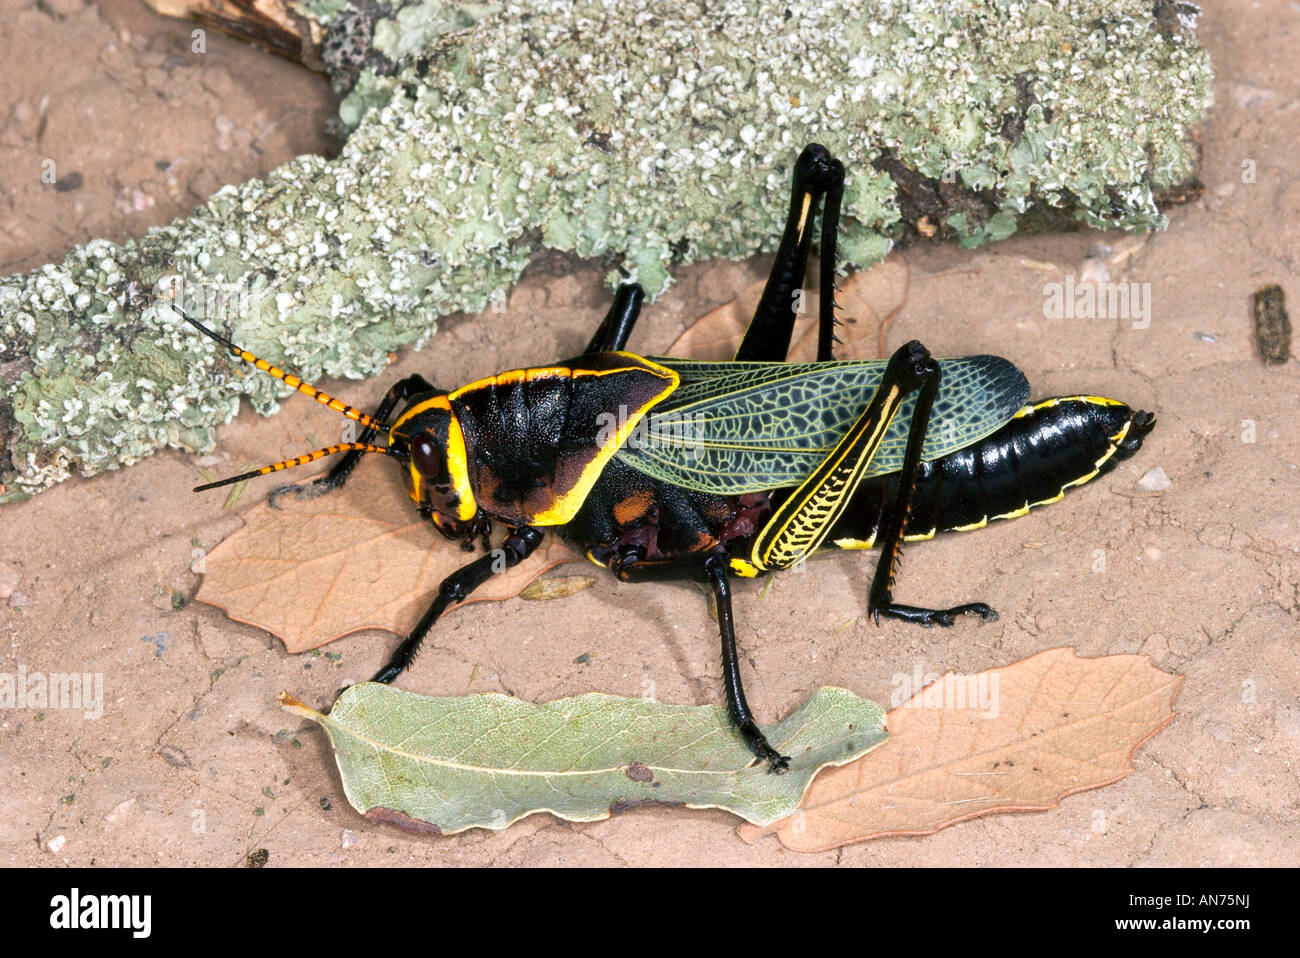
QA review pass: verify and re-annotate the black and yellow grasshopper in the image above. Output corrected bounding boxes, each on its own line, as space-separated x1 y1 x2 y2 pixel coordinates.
177 145 1154 772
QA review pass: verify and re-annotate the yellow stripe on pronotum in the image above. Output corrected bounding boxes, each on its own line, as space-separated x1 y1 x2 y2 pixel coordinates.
529 357 679 526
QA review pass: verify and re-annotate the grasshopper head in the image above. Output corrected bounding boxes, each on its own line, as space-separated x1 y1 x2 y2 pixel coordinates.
394 397 479 529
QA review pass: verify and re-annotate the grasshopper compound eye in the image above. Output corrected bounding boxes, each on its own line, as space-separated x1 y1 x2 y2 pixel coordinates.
411 434 445 480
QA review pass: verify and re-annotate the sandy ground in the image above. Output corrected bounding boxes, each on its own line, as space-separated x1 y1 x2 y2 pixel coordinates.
1 0 1296 867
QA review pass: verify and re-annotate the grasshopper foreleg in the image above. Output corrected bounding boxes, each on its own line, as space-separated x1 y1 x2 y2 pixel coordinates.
371 525 544 684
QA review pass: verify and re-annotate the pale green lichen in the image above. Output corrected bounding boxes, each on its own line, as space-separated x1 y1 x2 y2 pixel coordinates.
370 1 497 61
0 0 1213 502
295 0 353 24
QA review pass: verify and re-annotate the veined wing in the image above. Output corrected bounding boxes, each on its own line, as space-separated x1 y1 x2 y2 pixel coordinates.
613 356 1029 495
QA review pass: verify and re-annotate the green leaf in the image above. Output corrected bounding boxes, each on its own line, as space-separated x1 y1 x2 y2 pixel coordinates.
281 684 887 834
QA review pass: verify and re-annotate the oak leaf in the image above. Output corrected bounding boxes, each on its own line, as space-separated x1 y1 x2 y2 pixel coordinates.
519 575 597 600
737 647 1180 851
196 463 580 652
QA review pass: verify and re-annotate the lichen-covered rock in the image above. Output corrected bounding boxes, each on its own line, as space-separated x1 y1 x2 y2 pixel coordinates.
0 0 1213 501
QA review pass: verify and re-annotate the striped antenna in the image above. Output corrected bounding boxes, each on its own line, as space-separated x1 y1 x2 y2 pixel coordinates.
194 443 391 492
170 305 392 432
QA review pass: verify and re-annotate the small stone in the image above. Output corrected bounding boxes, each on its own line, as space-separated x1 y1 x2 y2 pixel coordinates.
104 798 138 824
54 172 84 194
46 834 67 854
114 187 155 214
1253 284 1291 366
1079 256 1109 286
341 829 358 849
0 562 19 600
1136 467 1171 492
214 115 236 151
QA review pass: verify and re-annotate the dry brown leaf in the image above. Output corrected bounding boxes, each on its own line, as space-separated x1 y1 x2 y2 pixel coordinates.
668 254 910 360
737 647 1180 851
519 575 597 600
196 462 581 652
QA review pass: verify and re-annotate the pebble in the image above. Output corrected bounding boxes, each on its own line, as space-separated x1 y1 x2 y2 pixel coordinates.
1232 84 1276 108
1079 256 1109 286
214 115 236 151
0 562 19 600
1136 466 1171 492
104 798 138 825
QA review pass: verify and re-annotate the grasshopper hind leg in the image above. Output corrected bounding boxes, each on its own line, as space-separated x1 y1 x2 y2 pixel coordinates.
584 282 645 354
704 556 791 773
735 143 846 364
865 346 998 628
